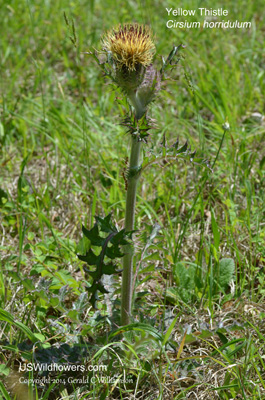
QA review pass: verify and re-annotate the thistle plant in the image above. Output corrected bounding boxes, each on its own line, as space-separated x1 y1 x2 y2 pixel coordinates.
101 24 162 325
85 23 208 325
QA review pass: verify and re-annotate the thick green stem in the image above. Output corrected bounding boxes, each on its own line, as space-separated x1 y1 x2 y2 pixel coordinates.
121 137 142 325
127 92 146 120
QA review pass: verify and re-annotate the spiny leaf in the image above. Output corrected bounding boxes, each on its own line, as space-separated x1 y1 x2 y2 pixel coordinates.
175 140 188 155
82 224 104 246
110 229 130 245
190 150 196 162
86 282 109 295
83 266 101 281
78 214 130 308
77 249 100 265
101 262 122 275
95 214 116 233
172 137 179 149
158 135 212 171
105 245 124 259
88 291 100 309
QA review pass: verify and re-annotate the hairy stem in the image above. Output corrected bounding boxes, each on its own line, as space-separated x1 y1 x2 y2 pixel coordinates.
121 137 142 325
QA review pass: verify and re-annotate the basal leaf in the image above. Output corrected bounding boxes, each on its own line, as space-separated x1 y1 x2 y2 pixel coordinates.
166 287 179 305
218 258 235 290
172 262 196 303
109 323 163 342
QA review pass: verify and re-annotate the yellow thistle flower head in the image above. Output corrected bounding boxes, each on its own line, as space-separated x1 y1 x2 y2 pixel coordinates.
102 23 155 72
100 23 160 119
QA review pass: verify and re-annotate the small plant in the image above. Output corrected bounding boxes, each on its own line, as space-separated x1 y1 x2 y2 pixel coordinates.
166 258 235 306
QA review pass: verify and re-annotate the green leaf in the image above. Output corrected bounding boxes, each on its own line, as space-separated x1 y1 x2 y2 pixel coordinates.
0 381 12 399
218 258 235 290
0 188 8 207
82 224 104 246
86 281 109 305
83 266 101 280
166 46 179 64
76 235 90 255
105 245 124 259
175 140 188 154
0 309 39 343
162 314 180 346
78 249 100 265
22 278 35 291
110 229 130 245
27 232 35 241
95 214 116 233
34 333 46 342
211 337 244 357
0 364 10 376
101 262 122 275
1 344 20 353
49 296 60 308
172 262 195 302
216 330 228 345
78 214 126 308
184 329 214 344
165 287 179 305
109 323 163 342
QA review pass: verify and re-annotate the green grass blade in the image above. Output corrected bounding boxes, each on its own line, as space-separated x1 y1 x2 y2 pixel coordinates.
0 308 39 343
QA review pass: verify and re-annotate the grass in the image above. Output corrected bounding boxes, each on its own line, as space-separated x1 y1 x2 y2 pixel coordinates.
0 0 265 399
